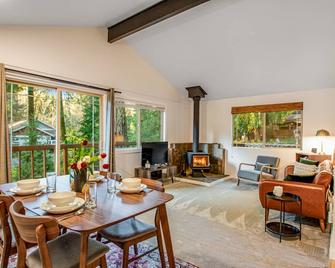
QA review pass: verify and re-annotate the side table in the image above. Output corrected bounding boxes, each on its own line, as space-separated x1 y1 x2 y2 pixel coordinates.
265 192 302 242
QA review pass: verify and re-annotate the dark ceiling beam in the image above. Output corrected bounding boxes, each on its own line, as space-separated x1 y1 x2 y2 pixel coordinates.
108 0 210 43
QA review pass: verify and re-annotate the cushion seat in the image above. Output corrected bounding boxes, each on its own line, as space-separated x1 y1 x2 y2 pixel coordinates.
26 232 109 268
237 169 261 181
99 218 156 242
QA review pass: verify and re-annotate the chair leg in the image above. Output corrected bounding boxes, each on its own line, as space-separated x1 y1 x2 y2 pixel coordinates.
100 255 107 268
265 208 269 222
96 232 102 242
133 244 138 255
0 247 10 268
319 219 326 233
156 230 166 268
122 245 129 268
237 178 240 186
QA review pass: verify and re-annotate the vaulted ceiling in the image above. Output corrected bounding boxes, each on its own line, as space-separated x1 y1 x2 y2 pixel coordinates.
0 0 334 99
126 0 335 99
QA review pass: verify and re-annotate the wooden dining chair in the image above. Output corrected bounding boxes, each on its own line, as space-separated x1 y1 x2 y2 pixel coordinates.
0 195 16 268
97 178 166 268
9 200 110 268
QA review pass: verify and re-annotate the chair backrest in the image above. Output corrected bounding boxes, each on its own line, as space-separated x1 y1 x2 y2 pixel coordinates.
9 200 59 244
0 195 15 246
255 155 280 176
141 178 165 192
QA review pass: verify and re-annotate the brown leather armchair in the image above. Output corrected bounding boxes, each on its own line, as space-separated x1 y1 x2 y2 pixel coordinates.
259 170 333 232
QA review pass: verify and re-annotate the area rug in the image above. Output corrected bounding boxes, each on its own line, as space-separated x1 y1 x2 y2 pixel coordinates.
138 178 330 268
7 242 198 268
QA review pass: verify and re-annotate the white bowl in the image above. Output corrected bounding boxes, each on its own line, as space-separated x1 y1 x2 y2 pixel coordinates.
17 179 40 190
48 192 76 207
122 178 141 189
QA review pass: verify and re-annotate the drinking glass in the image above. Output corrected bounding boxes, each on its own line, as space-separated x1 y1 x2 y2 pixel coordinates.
86 182 97 209
107 172 119 194
46 172 56 193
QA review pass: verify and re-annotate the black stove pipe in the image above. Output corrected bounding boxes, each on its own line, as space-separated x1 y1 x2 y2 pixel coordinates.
192 96 200 152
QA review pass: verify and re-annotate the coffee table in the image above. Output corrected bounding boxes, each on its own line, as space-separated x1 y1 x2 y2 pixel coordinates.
265 192 302 242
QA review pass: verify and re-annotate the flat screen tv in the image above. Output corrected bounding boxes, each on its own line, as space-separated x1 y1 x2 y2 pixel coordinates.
141 142 168 167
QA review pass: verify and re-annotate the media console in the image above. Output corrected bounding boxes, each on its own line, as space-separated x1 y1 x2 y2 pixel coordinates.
134 165 177 184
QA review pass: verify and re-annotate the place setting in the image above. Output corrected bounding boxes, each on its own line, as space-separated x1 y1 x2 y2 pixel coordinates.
116 178 147 194
8 179 46 196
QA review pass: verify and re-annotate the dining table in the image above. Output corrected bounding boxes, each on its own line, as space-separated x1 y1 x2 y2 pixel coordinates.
0 176 176 268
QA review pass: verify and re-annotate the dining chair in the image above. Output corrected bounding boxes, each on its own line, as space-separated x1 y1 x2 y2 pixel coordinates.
96 178 166 268
0 195 16 268
9 200 110 268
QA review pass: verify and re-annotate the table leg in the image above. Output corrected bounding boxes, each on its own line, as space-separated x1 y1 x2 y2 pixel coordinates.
299 200 302 240
80 231 89 268
279 201 283 243
159 204 175 268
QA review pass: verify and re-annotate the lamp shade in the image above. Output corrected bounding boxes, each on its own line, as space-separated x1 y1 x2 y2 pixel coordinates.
316 129 330 137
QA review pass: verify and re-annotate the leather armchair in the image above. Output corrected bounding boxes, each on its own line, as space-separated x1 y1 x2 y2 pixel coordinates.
259 170 333 232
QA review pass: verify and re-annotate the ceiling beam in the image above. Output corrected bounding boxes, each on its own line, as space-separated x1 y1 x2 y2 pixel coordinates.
108 0 210 43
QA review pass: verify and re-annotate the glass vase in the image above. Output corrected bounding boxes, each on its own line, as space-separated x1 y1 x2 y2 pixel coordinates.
71 169 88 193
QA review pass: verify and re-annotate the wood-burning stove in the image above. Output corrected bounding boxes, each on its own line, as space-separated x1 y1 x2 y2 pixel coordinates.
185 86 209 177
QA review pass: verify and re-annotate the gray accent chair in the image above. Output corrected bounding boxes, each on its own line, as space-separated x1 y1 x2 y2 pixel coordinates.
237 155 280 186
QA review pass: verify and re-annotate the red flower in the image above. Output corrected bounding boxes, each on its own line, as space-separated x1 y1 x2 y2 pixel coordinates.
100 153 107 159
81 162 88 169
82 140 88 146
70 163 77 169
102 164 109 170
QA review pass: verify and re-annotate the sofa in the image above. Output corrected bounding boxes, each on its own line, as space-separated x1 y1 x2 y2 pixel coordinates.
259 162 333 232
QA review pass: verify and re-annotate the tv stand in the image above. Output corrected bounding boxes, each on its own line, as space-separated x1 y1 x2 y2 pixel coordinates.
135 165 177 184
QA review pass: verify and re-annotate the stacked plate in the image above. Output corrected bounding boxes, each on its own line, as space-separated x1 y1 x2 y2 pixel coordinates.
117 178 147 194
40 192 85 214
9 179 46 196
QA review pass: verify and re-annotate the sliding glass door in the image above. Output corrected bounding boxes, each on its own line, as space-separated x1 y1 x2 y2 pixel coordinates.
6 81 103 181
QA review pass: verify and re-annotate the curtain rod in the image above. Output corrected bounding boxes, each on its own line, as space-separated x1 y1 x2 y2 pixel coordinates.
5 68 121 94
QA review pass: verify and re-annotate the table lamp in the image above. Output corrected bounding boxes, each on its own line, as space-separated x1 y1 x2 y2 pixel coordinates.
316 129 330 154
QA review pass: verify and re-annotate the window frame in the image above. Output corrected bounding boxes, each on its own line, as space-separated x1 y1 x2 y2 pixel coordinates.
231 102 303 149
6 79 107 177
114 99 166 151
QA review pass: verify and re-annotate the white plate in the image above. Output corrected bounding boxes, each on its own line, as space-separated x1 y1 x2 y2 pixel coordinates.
117 183 147 194
9 185 46 196
40 197 85 214
88 175 104 183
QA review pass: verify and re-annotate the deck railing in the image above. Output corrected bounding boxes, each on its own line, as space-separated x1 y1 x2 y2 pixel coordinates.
12 144 98 180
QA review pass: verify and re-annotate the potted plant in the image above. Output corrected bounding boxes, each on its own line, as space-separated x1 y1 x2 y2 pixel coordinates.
69 140 109 192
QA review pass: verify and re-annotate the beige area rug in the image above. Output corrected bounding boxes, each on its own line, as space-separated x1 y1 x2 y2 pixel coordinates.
140 178 329 268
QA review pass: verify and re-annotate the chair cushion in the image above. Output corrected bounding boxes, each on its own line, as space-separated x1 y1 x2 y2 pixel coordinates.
26 232 109 268
285 174 316 183
300 158 319 166
237 169 261 181
293 161 317 176
255 162 271 173
99 218 156 242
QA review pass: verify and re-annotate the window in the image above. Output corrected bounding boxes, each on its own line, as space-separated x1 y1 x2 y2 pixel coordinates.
115 101 164 148
6 81 104 181
232 102 303 148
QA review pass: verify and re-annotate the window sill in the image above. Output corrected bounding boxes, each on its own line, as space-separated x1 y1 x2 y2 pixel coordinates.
115 148 141 154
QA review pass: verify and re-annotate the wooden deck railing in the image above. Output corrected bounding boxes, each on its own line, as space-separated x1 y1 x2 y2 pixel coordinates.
12 144 98 180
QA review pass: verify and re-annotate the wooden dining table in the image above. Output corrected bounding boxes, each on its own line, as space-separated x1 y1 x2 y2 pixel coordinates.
0 176 176 268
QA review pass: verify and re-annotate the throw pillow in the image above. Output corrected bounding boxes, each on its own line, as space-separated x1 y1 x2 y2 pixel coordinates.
293 161 317 176
255 162 271 173
300 158 319 166
284 174 315 183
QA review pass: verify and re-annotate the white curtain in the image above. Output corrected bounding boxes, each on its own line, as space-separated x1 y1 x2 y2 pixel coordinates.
0 64 11 183
105 89 115 172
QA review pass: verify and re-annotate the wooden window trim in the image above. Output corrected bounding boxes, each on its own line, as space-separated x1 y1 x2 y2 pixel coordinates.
231 102 303 114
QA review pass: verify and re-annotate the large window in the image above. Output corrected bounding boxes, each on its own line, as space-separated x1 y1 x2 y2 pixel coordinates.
6 81 103 181
115 101 164 148
232 103 303 148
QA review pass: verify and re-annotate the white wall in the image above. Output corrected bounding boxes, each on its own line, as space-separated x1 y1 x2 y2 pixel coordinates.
203 88 335 177
0 26 192 176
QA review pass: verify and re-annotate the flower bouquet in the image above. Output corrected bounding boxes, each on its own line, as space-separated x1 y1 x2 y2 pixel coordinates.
69 139 109 192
